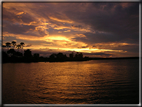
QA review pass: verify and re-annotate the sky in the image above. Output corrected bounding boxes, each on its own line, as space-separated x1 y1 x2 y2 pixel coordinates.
2 2 139 58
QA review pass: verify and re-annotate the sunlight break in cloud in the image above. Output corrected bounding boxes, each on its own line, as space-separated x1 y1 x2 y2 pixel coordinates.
2 3 139 57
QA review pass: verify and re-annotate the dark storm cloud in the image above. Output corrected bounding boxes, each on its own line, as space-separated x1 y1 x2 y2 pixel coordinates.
111 44 139 53
64 3 139 43
72 32 117 44
73 31 138 45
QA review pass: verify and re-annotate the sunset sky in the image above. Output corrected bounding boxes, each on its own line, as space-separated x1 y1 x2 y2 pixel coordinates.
2 2 139 58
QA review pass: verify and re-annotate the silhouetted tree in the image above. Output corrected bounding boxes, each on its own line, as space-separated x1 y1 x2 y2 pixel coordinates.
69 52 74 58
16 44 21 51
78 53 83 58
49 54 56 58
56 53 63 59
24 49 32 62
15 51 23 57
84 56 89 60
2 51 9 63
11 41 16 49
49 53 56 62
56 52 67 61
33 53 39 62
24 49 32 58
75 52 79 58
74 52 83 60
64 54 67 59
20 42 25 49
33 53 39 58
5 42 11 49
7 49 16 57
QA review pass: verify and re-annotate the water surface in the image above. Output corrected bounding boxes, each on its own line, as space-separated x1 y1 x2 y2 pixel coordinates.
2 59 139 104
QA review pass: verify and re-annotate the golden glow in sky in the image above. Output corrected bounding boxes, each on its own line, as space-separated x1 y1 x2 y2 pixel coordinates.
2 3 139 57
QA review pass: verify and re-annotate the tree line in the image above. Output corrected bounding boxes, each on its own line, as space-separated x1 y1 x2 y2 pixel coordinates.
3 41 25 51
2 41 89 63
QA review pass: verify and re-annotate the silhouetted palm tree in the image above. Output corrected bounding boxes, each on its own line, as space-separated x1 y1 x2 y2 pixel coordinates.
5 42 11 50
16 44 21 51
20 42 25 49
11 41 16 49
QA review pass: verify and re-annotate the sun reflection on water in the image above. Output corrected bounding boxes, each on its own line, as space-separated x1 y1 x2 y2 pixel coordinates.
3 59 139 104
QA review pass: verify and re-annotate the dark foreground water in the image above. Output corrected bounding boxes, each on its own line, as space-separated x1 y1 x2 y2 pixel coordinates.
2 59 139 104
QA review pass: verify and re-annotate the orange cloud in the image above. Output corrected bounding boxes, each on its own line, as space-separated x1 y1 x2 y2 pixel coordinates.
16 12 25 15
58 31 62 33
71 25 91 32
92 42 136 49
53 26 69 30
49 16 74 24
76 34 86 38
64 30 71 32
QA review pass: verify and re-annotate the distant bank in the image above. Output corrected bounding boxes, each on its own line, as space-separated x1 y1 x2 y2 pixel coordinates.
89 57 139 60
2 47 139 63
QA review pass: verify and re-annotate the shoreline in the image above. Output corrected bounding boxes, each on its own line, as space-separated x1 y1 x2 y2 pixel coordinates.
2 57 139 63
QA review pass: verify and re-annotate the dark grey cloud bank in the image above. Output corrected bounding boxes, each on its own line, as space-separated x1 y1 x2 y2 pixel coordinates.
68 3 139 44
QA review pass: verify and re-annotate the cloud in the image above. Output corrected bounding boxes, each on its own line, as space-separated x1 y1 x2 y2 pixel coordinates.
92 42 137 49
84 52 112 56
24 44 32 47
3 20 35 34
64 30 71 32
3 6 36 24
49 16 74 24
64 3 139 42
2 3 139 57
